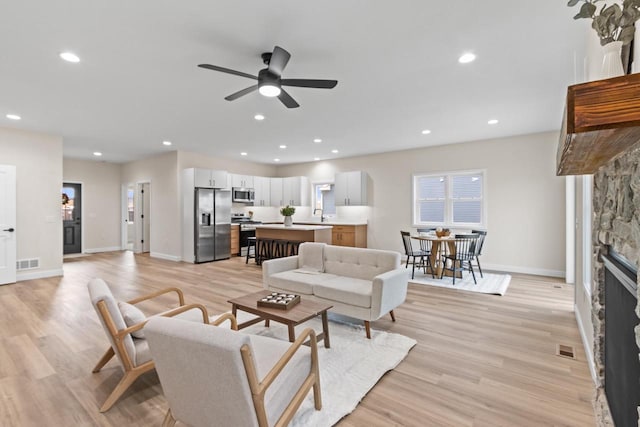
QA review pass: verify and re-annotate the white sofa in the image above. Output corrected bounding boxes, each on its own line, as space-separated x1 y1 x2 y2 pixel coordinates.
262 243 408 338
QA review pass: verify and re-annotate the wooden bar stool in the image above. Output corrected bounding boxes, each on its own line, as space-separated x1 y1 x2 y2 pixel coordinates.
245 236 257 264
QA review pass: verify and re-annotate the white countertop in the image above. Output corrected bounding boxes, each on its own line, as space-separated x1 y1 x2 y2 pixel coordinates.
295 221 368 226
254 224 333 231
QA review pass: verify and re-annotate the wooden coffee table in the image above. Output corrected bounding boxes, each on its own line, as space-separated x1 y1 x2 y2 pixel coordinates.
228 290 333 348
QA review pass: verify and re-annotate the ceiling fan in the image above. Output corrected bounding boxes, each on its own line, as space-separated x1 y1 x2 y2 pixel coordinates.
198 46 338 108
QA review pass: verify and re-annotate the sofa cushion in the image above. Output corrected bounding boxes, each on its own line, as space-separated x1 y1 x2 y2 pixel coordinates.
298 242 326 272
268 269 337 295
312 276 372 308
323 245 400 281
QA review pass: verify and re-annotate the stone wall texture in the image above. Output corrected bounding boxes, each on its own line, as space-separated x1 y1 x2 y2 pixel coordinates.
592 145 640 426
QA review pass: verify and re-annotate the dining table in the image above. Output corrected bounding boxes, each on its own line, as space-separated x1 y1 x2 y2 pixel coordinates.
411 233 461 278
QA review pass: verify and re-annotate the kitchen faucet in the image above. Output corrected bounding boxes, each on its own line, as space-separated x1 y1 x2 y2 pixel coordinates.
313 208 325 222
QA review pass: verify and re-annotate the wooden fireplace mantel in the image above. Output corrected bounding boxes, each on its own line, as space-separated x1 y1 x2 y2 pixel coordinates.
557 73 640 176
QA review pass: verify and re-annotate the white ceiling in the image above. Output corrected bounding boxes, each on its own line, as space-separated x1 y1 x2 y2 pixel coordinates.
0 1 587 165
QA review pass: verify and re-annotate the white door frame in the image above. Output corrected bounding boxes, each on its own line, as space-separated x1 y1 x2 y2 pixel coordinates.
134 181 151 253
0 165 17 285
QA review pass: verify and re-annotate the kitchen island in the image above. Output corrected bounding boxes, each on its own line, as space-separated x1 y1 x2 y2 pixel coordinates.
254 224 333 244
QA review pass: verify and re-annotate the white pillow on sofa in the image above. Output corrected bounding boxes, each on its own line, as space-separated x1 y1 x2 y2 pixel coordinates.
118 301 147 339
298 242 325 272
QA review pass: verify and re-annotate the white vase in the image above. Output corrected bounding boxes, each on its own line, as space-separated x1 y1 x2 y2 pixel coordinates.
284 216 293 227
601 41 625 79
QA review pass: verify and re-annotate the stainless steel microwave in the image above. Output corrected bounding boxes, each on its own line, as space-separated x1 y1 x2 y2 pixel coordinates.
232 187 255 203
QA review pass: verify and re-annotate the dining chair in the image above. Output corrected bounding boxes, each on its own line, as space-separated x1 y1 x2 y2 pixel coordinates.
145 316 322 427
471 229 487 278
439 234 479 285
400 231 433 279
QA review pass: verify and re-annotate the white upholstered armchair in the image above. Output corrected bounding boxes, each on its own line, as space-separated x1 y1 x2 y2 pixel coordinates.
87 278 234 412
144 316 322 427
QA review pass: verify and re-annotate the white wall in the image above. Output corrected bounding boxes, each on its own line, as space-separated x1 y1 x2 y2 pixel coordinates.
0 127 63 280
121 151 180 260
277 131 566 276
63 158 122 252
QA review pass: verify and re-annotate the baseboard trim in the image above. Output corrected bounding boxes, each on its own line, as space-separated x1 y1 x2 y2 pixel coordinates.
150 252 181 262
84 246 121 254
482 263 565 278
574 303 599 386
17 268 64 281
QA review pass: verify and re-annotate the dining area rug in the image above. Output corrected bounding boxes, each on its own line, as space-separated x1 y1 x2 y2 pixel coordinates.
239 314 416 426
408 269 511 295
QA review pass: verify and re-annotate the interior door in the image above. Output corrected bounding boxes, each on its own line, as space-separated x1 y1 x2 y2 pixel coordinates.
0 165 17 285
62 183 82 254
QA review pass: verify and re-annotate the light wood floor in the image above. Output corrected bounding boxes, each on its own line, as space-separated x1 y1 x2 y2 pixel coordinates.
0 252 595 426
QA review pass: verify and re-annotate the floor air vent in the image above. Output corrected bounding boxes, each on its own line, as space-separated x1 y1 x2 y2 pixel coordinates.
556 344 576 359
16 258 40 270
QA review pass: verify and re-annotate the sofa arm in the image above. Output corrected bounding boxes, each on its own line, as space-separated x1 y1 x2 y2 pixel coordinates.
262 256 300 289
370 268 409 320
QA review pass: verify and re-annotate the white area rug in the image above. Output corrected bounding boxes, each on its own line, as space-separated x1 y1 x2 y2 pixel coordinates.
408 269 511 295
241 314 416 427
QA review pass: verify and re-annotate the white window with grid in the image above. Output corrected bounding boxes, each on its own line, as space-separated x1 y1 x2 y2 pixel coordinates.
413 170 486 228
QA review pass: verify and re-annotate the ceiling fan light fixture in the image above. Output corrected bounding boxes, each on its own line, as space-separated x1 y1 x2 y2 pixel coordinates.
259 84 281 97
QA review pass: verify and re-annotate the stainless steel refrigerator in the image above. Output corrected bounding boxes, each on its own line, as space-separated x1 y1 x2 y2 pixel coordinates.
194 188 231 263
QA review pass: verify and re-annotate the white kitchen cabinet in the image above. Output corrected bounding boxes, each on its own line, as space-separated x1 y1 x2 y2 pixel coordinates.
335 171 367 206
253 176 271 206
230 174 254 189
270 177 283 206
269 176 309 206
193 168 228 188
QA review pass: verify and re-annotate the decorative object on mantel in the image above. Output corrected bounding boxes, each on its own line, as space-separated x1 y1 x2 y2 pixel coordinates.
568 0 640 78
557 73 640 175
280 205 295 227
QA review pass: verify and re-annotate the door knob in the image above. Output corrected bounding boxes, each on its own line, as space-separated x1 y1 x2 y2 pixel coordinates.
3 228 15 232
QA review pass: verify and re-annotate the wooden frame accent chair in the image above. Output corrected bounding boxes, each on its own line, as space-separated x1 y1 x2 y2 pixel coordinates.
87 278 236 412
144 316 322 427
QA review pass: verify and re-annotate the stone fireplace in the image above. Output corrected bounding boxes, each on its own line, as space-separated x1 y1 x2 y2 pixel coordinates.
592 145 640 426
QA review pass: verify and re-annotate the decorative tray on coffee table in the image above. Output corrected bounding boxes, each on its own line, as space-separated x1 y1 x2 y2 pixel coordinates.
257 292 301 310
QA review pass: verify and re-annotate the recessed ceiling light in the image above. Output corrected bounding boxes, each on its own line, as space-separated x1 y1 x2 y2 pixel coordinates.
488 119 499 125
93 152 102 157
60 52 80 63
314 157 320 161
240 152 247 156
279 145 287 149
274 158 280 162
254 114 265 121
162 140 172 146
458 53 476 64
331 149 339 154
421 129 431 135
6 114 21 120
313 138 322 143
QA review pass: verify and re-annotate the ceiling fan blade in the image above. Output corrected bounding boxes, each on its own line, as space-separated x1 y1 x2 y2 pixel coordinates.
268 46 291 76
224 85 259 101
197 64 258 80
278 89 300 108
281 79 338 89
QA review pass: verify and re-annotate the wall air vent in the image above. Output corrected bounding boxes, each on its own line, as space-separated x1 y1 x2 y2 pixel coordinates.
16 258 40 270
556 344 576 360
